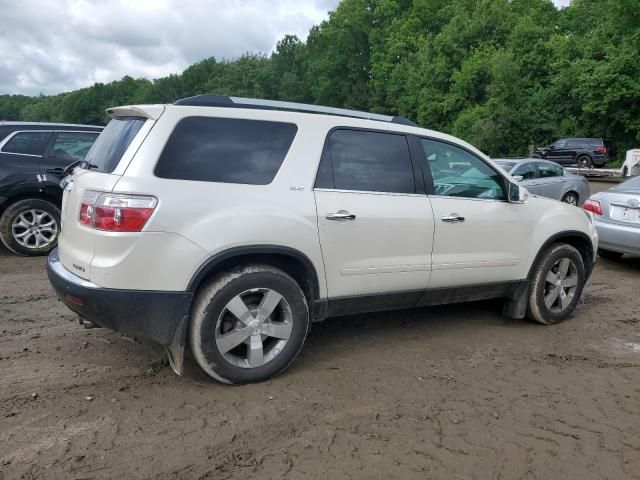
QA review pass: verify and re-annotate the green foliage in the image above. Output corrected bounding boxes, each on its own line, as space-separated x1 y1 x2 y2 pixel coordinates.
1 0 639 159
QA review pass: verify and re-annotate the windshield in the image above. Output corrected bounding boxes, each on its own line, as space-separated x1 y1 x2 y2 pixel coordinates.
83 116 146 173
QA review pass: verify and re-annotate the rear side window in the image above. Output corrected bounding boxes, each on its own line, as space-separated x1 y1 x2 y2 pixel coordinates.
316 129 415 194
2 131 51 155
155 117 297 185
84 117 146 173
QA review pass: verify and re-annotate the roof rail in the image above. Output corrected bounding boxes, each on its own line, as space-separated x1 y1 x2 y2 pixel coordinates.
173 95 418 127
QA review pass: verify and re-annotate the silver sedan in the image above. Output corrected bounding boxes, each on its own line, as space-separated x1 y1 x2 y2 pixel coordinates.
584 175 640 258
495 158 591 206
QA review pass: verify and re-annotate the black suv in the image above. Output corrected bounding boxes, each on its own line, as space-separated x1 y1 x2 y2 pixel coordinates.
533 138 609 168
0 122 103 256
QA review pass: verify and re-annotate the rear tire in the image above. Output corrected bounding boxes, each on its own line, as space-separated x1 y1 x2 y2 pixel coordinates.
527 244 586 325
189 265 310 384
622 166 629 177
598 249 623 260
532 153 543 159
577 155 592 168
0 199 60 256
562 192 579 206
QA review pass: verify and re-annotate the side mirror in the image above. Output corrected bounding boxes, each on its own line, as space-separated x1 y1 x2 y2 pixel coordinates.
512 175 524 182
508 182 525 203
548 144 556 150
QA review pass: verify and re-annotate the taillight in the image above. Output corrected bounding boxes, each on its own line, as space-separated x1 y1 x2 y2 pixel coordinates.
583 198 603 216
597 146 607 154
79 191 157 232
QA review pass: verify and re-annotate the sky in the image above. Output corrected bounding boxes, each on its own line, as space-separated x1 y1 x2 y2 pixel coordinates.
0 0 570 96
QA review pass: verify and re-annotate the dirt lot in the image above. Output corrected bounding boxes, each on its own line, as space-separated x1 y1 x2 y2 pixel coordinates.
2 182 640 479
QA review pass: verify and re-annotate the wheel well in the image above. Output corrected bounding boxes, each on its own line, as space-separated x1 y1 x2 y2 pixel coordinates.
187 248 321 304
0 192 60 216
563 190 579 200
529 233 594 279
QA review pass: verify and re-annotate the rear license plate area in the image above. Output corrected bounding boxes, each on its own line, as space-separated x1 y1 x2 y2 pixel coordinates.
611 205 640 223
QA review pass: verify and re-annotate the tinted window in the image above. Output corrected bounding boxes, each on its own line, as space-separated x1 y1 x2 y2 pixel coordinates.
2 131 51 155
513 162 537 179
551 140 566 148
420 139 505 200
319 129 415 194
85 117 146 173
51 132 99 162
538 162 564 178
155 117 297 185
565 140 580 148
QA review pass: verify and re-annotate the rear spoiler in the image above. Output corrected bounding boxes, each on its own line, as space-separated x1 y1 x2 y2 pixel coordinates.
105 105 165 121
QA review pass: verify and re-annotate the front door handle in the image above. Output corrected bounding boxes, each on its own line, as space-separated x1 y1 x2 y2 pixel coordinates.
326 210 356 221
441 214 465 223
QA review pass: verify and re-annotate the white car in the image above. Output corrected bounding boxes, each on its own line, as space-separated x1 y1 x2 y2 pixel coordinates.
47 96 598 384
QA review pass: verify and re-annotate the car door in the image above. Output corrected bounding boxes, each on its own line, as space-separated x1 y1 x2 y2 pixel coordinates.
314 128 434 302
536 162 566 200
41 131 100 178
546 139 568 163
512 162 541 195
0 130 52 190
418 138 534 288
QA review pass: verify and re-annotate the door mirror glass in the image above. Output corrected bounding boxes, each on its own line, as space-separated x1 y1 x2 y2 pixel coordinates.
512 175 524 182
508 183 523 203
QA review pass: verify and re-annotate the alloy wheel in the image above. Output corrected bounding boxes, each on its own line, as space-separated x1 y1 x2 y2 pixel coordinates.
11 209 58 249
543 258 578 313
215 288 293 369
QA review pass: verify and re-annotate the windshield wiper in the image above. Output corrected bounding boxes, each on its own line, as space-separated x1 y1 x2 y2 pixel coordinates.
81 161 99 170
62 160 100 176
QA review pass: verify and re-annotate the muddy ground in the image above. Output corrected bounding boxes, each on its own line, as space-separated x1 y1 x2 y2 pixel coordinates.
1 182 640 479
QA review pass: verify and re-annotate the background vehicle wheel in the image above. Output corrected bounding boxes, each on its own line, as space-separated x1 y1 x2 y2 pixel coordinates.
577 155 592 168
0 199 60 256
189 265 310 384
527 243 585 325
598 248 623 260
622 166 628 177
561 192 579 206
532 153 542 159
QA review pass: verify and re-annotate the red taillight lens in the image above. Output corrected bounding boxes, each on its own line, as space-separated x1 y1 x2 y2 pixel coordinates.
79 191 157 232
583 199 603 216
597 146 607 154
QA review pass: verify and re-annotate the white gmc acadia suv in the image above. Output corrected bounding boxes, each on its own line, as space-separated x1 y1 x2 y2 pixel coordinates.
47 95 598 384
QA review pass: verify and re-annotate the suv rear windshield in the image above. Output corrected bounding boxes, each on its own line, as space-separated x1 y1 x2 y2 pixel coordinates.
155 117 297 185
84 117 146 173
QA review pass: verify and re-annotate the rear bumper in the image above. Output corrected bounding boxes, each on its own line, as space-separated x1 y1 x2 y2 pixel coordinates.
594 219 640 256
47 248 193 345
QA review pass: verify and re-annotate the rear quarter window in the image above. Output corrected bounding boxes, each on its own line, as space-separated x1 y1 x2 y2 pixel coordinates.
154 117 297 185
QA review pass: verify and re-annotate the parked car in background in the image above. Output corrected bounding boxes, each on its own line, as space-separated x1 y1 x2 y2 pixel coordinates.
622 149 640 177
0 122 103 256
584 175 640 259
533 138 609 168
48 95 597 385
494 158 590 206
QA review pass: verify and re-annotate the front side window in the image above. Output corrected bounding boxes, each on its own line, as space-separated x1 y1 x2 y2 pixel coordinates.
51 132 99 162
2 131 51 155
551 140 567 149
513 162 537 180
317 129 415 194
155 117 297 185
537 162 564 178
420 139 505 200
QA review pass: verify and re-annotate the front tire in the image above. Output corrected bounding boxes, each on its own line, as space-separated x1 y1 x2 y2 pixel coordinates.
527 244 586 325
189 265 310 384
0 199 60 256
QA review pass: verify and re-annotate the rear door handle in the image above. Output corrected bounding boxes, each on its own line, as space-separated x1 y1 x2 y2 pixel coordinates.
326 210 356 221
441 214 465 223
